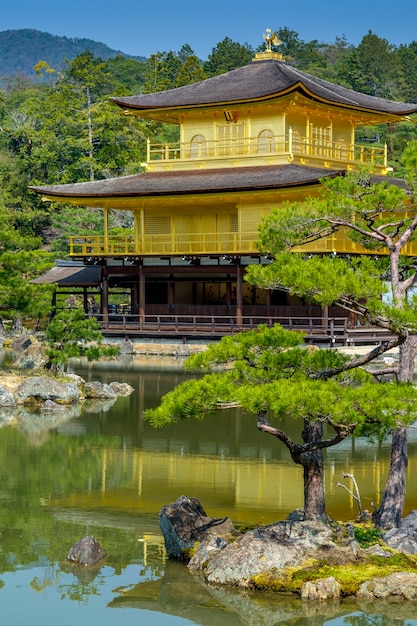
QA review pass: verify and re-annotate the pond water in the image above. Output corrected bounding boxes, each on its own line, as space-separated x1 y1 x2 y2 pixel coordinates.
1 355 417 625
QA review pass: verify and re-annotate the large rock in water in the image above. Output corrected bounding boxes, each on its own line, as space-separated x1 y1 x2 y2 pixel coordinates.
14 376 79 405
188 519 350 587
82 381 116 399
159 495 235 559
67 535 107 565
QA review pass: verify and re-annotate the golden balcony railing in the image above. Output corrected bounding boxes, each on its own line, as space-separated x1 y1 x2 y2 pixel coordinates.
69 228 417 258
69 231 260 257
147 132 388 169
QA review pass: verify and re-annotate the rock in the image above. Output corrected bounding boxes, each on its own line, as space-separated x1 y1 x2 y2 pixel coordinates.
159 495 235 559
64 373 86 386
188 535 229 570
14 376 79 405
357 571 417 600
400 510 417 530
194 520 344 587
82 381 116 399
67 535 107 566
382 527 417 554
0 384 16 407
363 544 393 558
109 381 135 396
11 342 49 369
301 577 341 601
12 336 31 352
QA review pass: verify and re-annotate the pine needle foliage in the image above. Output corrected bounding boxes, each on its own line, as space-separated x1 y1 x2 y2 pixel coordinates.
45 309 119 368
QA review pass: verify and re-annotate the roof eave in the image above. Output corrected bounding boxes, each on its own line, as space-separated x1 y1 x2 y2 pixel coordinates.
111 82 417 119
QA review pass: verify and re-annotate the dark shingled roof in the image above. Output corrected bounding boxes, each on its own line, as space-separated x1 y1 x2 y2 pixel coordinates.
30 164 344 199
111 59 417 115
31 264 102 285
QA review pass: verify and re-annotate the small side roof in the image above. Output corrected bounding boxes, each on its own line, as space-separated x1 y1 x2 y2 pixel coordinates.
111 58 417 117
31 262 102 285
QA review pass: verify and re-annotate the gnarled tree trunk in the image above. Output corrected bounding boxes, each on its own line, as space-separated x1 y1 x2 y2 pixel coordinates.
374 426 408 529
375 334 417 528
300 420 327 522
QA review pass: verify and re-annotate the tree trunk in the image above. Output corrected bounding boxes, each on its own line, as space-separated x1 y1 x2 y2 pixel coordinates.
375 334 417 528
300 420 328 522
374 426 408 529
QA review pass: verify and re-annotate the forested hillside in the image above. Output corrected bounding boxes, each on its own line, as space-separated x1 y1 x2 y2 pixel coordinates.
0 29 146 82
0 28 416 327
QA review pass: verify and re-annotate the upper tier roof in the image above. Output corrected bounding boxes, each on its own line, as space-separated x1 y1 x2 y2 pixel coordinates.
112 58 417 116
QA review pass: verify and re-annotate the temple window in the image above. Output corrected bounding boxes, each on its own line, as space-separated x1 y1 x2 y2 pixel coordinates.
145 215 171 234
257 129 275 154
217 123 245 156
190 134 207 158
334 137 348 160
310 125 332 156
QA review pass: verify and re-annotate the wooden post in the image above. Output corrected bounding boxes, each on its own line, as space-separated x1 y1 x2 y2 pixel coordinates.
266 289 271 319
236 265 242 326
139 265 145 328
132 281 139 316
169 275 175 314
226 276 231 314
102 266 109 325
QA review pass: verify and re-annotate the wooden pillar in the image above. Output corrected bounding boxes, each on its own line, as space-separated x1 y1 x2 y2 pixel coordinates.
104 207 109 254
83 288 88 313
101 265 109 322
129 287 134 314
139 265 145 324
132 281 139 316
266 289 271 318
322 304 329 330
226 276 231 314
168 275 175 314
236 265 243 326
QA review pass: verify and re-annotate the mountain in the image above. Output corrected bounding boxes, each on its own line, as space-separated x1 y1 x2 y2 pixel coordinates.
0 29 146 80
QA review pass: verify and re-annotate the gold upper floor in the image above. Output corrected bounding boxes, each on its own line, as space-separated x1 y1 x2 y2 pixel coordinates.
145 129 389 174
138 86 395 175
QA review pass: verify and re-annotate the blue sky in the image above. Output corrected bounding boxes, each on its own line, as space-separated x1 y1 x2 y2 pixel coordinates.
1 0 416 59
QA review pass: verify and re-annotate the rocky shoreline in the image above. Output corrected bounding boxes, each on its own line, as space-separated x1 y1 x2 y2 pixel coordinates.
160 496 417 602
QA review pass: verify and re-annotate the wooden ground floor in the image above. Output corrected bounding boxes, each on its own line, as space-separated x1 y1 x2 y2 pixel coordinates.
36 257 395 346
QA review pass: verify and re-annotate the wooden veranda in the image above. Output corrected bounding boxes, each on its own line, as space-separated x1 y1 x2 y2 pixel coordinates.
93 308 396 347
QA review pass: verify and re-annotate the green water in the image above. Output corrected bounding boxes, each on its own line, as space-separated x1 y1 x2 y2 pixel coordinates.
1 355 417 625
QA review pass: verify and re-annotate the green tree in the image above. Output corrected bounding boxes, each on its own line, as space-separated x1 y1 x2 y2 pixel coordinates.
45 308 119 370
0 248 54 329
175 56 205 87
60 51 115 181
396 41 417 104
245 147 417 528
342 31 397 98
145 324 417 522
204 37 254 77
143 52 172 93
273 27 326 73
102 55 146 94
